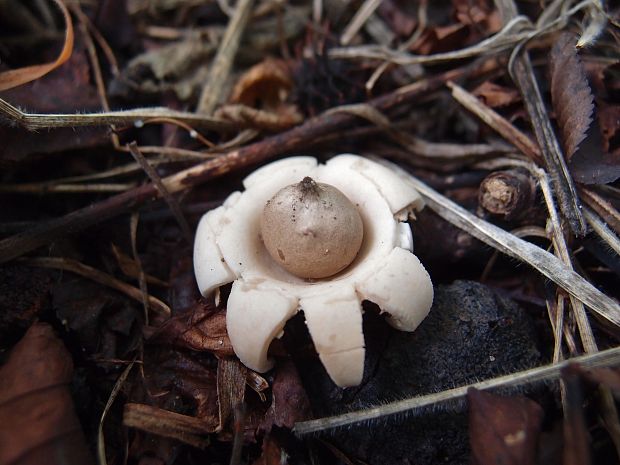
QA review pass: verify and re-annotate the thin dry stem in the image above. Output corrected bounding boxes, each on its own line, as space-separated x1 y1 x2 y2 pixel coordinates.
130 213 150 325
197 0 255 114
533 166 598 352
19 257 171 316
294 346 620 434
98 360 135 465
0 97 232 131
340 0 382 46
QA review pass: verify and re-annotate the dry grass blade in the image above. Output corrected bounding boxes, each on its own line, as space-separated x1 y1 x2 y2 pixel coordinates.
0 0 73 91
584 207 620 257
549 33 594 160
197 0 255 114
340 0 382 45
294 346 620 434
396 169 620 328
19 257 171 316
448 81 542 163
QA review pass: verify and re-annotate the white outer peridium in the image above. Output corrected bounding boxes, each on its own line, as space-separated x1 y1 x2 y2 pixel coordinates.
193 154 433 387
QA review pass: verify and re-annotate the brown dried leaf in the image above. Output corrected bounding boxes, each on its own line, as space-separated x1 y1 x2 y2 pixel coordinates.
0 266 52 338
468 388 543 465
230 58 292 109
377 0 416 37
473 81 521 108
146 302 234 356
409 23 468 55
597 102 620 154
0 0 74 91
569 118 620 185
260 359 312 433
0 323 94 465
153 352 220 424
251 435 284 465
549 33 595 160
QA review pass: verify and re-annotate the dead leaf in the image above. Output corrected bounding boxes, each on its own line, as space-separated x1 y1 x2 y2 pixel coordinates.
109 38 215 101
0 323 94 465
153 351 220 423
145 302 234 356
597 101 620 154
260 359 312 433
410 23 468 55
454 0 502 33
549 33 594 160
473 81 521 108
251 435 284 465
0 266 52 339
53 278 141 360
569 118 620 184
377 0 416 38
230 58 293 108
0 0 74 91
468 388 543 465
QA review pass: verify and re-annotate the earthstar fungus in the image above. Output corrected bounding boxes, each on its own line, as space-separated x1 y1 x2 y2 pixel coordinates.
193 155 433 387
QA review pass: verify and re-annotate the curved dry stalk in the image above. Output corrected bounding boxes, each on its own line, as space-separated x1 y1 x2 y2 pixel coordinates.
98 360 135 465
19 257 171 317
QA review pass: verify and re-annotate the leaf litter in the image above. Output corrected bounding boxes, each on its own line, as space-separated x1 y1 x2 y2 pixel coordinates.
1 0 620 464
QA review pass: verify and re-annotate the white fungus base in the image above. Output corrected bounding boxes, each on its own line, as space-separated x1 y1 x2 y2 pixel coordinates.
193 154 433 387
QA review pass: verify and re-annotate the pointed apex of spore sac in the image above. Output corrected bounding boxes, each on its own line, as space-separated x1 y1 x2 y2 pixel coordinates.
298 176 321 198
